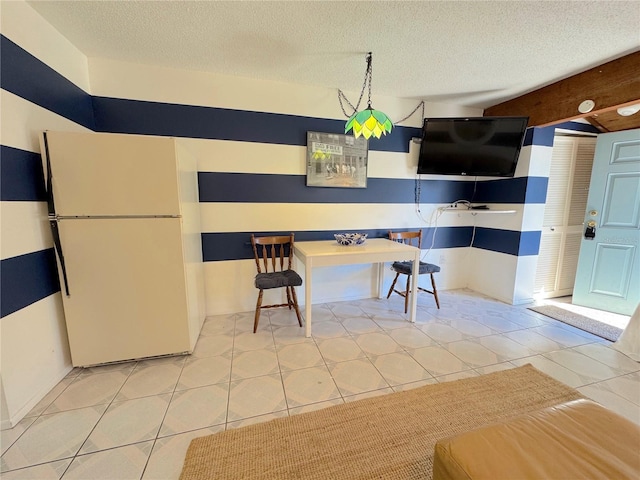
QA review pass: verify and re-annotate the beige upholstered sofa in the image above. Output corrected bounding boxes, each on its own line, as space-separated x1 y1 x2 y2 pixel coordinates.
433 399 640 480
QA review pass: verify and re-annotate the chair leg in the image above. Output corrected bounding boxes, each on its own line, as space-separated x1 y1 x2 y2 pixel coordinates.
290 287 303 327
387 273 400 299
253 290 264 333
285 286 293 310
404 274 410 314
431 273 440 309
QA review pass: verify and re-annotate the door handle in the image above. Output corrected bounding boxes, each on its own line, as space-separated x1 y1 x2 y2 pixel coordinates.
585 221 596 240
49 217 71 296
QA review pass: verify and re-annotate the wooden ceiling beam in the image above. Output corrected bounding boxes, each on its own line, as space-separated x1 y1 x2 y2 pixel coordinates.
484 51 640 128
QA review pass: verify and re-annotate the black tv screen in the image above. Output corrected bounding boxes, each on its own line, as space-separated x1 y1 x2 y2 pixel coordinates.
417 116 529 177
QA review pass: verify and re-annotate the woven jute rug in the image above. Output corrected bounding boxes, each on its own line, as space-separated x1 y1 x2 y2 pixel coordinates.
179 364 583 480
529 304 623 342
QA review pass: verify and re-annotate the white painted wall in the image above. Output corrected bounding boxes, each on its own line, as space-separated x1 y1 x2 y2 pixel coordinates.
87 57 483 317
0 0 90 427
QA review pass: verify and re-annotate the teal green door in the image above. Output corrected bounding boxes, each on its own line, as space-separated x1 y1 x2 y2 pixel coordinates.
573 129 640 315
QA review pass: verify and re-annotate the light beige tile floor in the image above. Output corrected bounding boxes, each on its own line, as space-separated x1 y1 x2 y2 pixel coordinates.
2 289 639 479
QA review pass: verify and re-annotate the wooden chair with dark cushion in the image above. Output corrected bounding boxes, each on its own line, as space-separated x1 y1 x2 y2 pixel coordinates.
387 230 441 313
251 233 303 333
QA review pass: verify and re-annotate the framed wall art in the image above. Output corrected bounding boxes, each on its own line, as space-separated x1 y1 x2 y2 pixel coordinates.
306 131 368 188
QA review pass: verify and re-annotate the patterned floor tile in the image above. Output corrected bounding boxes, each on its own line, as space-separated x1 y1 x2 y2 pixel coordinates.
341 317 383 335
343 387 394 403
115 363 182 401
288 398 344 416
302 304 338 323
474 362 517 375
502 329 564 354
577 383 640 425
142 427 223 480
176 355 232 390
448 318 494 338
191 333 234 358
409 345 471 376
9 289 638 479
530 324 596 348
353 332 403 357
475 315 525 333
79 395 171 454
225 411 288 430
282 366 341 407
571 344 640 374
1 406 106 473
269 308 304 328
231 347 280 379
328 302 369 319
370 352 433 386
63 441 152 480
316 337 366 363
1 416 36 456
445 340 501 368
594 371 640 406
159 383 229 437
389 327 437 349
44 371 129 413
0 459 71 480
199 314 236 336
309 321 349 339
391 378 438 392
227 374 287 422
542 349 623 384
272 324 309 344
417 323 464 344
233 330 275 353
276 343 324 371
328 359 388 396
511 356 584 388
478 335 535 361
435 370 480 383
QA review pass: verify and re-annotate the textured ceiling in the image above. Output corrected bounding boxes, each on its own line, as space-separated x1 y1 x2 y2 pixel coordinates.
25 0 640 109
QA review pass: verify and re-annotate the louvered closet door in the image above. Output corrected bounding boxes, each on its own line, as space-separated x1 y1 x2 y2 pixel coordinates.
535 135 596 297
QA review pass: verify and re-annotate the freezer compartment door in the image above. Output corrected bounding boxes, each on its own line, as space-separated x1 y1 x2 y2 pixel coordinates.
57 217 191 366
44 131 181 217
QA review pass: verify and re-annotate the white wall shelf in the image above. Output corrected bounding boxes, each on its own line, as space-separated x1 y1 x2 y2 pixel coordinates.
439 207 517 214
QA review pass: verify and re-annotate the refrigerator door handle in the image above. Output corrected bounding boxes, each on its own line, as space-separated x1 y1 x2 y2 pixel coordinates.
42 132 57 217
49 217 70 296
42 132 70 296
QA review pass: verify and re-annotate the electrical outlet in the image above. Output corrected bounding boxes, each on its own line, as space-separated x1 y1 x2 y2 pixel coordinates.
439 254 446 264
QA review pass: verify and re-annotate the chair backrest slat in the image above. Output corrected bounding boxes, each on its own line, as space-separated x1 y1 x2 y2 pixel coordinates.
388 230 422 249
251 234 295 273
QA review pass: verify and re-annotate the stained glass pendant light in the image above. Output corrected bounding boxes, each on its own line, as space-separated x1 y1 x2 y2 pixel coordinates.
340 53 393 139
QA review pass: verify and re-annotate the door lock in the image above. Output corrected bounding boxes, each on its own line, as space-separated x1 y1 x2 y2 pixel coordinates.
585 220 596 240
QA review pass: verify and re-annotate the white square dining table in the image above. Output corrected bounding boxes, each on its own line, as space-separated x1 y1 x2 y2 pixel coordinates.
293 238 421 337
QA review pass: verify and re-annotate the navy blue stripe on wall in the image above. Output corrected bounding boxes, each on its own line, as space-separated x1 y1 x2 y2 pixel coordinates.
0 145 47 201
199 173 543 204
523 126 555 147
472 228 541 256
473 177 548 204
0 35 95 130
1 249 60 318
93 97 421 153
199 173 475 204
202 227 473 262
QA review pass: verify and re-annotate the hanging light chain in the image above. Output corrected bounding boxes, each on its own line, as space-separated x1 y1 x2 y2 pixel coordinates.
366 52 373 108
337 52 373 118
337 52 425 127
395 100 425 125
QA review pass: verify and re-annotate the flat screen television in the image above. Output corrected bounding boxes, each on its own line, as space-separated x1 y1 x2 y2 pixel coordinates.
417 116 529 177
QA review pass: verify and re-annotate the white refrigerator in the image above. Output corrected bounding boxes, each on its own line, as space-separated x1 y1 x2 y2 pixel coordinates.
41 131 206 367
